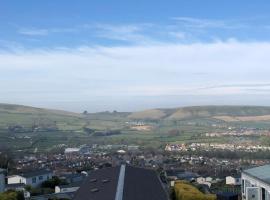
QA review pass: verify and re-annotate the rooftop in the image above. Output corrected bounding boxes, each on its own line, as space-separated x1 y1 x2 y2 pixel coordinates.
243 164 270 184
20 169 52 178
74 165 168 200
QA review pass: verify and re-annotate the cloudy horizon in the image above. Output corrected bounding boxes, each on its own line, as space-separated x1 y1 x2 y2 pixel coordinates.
1 1 270 112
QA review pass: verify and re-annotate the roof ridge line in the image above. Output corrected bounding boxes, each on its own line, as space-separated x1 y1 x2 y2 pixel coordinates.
115 164 126 200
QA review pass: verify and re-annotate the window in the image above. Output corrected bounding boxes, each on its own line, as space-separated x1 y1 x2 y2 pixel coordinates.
242 179 245 193
39 176 43 180
32 177 36 184
262 187 266 200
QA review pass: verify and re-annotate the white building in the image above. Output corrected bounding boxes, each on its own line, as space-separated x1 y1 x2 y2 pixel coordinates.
226 176 241 186
55 182 81 193
242 165 270 200
8 169 53 187
64 148 80 154
196 176 212 188
0 169 5 193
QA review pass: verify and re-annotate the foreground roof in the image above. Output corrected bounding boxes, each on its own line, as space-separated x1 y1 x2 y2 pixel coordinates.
74 165 168 200
243 164 270 184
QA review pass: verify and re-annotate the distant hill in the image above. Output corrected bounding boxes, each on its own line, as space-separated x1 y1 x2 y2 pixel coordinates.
0 103 82 129
0 103 80 117
128 106 270 121
128 109 168 120
2 104 270 128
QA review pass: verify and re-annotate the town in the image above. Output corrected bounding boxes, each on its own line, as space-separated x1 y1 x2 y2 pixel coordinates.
1 142 270 199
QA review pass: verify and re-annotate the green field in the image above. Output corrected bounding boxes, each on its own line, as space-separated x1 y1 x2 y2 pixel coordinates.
1 103 270 152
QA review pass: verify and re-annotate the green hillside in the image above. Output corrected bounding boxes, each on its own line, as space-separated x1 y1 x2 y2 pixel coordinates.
128 106 270 120
0 103 83 130
2 104 270 152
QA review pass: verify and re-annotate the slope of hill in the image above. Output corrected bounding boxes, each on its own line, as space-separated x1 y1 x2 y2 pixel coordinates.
0 103 81 117
2 104 270 130
128 109 168 120
0 103 82 129
127 106 270 121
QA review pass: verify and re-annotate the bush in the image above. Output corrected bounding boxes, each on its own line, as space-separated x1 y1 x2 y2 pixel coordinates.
174 181 216 200
41 176 67 189
0 190 24 200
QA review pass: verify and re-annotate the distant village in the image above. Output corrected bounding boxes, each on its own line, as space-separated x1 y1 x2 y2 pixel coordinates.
1 142 270 200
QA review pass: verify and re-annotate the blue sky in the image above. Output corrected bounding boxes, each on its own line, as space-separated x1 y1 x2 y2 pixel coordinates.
2 1 270 112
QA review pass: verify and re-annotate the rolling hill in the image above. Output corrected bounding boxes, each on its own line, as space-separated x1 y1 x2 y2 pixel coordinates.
2 104 270 152
0 103 83 129
2 104 270 128
128 106 270 121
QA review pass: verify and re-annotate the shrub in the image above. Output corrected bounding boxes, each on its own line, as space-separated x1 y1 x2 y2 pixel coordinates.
174 181 216 200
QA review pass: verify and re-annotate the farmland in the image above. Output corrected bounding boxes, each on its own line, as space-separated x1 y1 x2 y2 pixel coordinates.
1 104 270 153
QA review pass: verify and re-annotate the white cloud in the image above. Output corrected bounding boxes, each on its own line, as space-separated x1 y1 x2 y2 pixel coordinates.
18 27 78 36
172 17 248 29
1 40 270 110
93 23 155 44
18 28 49 36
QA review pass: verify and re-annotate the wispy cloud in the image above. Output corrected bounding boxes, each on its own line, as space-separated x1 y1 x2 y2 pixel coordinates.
18 28 49 36
172 17 248 29
18 27 78 36
93 23 156 44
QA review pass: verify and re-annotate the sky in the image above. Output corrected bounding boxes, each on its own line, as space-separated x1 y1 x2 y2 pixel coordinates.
2 1 270 112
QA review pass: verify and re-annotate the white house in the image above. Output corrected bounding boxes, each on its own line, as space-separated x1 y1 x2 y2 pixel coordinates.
196 177 206 184
242 165 270 200
226 176 241 186
8 169 53 187
55 182 81 193
0 169 5 193
64 148 80 154
196 176 212 188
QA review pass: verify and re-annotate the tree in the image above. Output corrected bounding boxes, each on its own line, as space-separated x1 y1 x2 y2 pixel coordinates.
0 190 24 200
41 176 67 189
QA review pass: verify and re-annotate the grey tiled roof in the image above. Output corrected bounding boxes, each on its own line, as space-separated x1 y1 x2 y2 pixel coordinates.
243 164 270 184
74 165 168 200
20 169 52 178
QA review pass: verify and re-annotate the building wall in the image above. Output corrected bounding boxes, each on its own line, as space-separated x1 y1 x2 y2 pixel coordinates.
0 173 5 193
226 176 241 185
55 186 79 193
8 176 26 185
25 173 53 187
8 173 53 187
242 173 270 200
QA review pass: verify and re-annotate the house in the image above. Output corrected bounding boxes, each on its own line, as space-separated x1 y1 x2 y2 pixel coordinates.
0 169 5 192
165 169 198 181
55 181 81 193
197 177 206 184
241 164 270 200
226 176 241 186
7 169 53 187
74 165 169 200
196 176 212 188
59 173 86 184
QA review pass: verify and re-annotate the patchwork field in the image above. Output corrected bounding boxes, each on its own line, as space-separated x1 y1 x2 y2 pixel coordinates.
1 103 270 152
